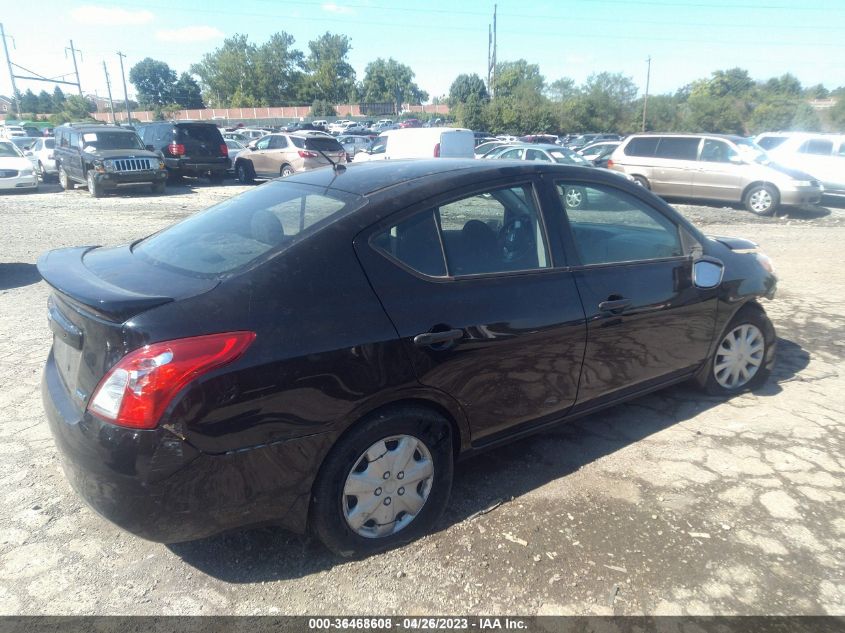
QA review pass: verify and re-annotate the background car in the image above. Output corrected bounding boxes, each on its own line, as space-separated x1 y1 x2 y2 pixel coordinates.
398 118 422 129
37 160 777 558
224 139 247 176
338 135 372 159
137 121 229 183
223 131 249 143
25 137 57 181
755 132 845 197
473 140 507 158
0 139 38 192
578 141 621 167
9 137 39 153
233 131 346 182
354 128 475 162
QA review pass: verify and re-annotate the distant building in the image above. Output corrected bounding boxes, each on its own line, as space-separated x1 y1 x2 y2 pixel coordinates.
809 98 838 110
0 95 12 113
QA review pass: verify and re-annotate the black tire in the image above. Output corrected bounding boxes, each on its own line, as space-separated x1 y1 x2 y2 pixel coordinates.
236 161 254 184
37 162 46 182
151 180 166 195
166 170 183 184
311 406 453 558
632 175 650 189
208 173 225 185
743 184 779 216
59 168 74 191
86 171 103 198
280 164 295 178
696 304 776 396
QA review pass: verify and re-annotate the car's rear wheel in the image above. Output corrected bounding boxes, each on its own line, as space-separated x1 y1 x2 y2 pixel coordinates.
311 406 453 557
59 168 74 191
87 171 103 198
744 184 779 216
698 305 775 395
37 161 46 182
632 175 650 189
236 161 254 184
280 164 295 178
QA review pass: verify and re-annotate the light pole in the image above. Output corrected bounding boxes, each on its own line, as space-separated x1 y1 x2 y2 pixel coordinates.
641 56 651 133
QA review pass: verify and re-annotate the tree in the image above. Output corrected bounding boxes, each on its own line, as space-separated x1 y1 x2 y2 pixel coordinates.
545 77 577 102
569 72 638 132
192 35 260 107
19 89 38 113
172 73 204 109
52 86 66 112
494 60 544 99
361 58 428 109
311 99 337 117
804 84 829 100
49 94 97 125
302 32 356 104
129 58 177 108
448 73 488 106
255 32 305 105
37 90 53 114
452 94 486 130
828 96 845 129
763 73 802 97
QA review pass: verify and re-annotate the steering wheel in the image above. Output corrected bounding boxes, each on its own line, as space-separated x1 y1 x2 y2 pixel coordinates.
498 215 536 263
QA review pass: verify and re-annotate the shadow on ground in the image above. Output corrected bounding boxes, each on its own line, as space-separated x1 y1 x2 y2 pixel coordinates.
0 263 41 290
169 335 810 582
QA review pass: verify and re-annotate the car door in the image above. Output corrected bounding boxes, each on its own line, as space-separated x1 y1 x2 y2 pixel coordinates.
693 138 743 201
498 147 526 161
651 137 699 196
67 131 84 182
263 135 290 176
355 177 587 444
550 178 717 410
248 136 273 177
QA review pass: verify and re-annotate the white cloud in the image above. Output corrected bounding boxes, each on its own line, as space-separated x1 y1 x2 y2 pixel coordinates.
155 26 225 42
322 3 354 14
70 6 154 25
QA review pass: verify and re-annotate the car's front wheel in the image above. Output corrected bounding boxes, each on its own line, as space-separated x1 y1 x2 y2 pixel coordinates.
87 171 103 198
59 168 74 191
311 406 453 557
236 161 254 184
744 184 779 216
280 164 295 178
698 305 775 395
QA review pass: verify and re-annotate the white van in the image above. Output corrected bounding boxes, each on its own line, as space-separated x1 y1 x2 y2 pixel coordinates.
755 132 845 196
356 128 475 162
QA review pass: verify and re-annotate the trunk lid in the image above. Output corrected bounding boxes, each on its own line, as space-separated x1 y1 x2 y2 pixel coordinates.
175 124 226 159
38 245 218 412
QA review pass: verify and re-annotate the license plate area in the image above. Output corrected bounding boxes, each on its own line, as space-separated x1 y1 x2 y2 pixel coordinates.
53 336 83 394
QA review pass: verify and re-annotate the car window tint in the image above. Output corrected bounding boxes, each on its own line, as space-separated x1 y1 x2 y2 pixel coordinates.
256 136 272 150
756 136 787 151
655 137 700 160
268 136 287 149
699 139 737 163
134 182 364 277
374 211 447 277
624 137 659 157
176 125 222 145
526 149 552 162
799 139 834 155
500 148 524 159
556 182 683 265
436 185 549 275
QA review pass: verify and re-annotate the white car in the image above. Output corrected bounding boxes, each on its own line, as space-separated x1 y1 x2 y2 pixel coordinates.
354 128 475 163
25 137 57 181
327 120 352 134
224 139 247 175
756 132 845 196
0 125 26 139
238 128 272 140
0 140 39 192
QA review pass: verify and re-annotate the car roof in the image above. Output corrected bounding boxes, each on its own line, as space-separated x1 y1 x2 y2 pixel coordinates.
628 132 746 142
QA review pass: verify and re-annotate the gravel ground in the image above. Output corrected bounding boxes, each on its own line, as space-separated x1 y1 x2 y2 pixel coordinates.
0 180 843 616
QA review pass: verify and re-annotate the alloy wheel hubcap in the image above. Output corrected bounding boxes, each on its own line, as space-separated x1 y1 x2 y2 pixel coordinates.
713 323 764 389
749 190 772 213
342 434 434 539
565 189 583 207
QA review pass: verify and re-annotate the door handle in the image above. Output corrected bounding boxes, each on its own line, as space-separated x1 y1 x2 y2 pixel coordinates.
413 329 463 347
598 298 632 313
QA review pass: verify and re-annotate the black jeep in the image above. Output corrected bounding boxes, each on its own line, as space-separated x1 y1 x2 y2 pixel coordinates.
53 123 167 197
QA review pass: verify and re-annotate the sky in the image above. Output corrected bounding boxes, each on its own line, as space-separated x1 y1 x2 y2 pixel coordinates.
1 0 844 105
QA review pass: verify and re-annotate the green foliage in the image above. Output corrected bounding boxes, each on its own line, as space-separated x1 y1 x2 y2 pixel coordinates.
173 73 204 109
361 58 428 108
828 97 845 129
37 90 53 114
48 95 98 125
52 86 66 110
448 73 488 106
310 99 337 117
19 89 38 114
494 60 544 99
303 32 356 104
545 77 577 102
129 58 177 108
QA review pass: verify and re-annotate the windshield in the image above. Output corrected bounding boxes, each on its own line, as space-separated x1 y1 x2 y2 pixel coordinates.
0 141 23 157
734 138 769 163
82 131 144 151
134 181 365 276
549 149 591 165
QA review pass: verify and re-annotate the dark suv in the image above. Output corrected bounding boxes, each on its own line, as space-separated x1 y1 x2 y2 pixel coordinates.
53 124 167 197
137 122 229 182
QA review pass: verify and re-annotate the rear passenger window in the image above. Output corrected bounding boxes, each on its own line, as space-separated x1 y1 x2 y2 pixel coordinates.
500 148 525 160
375 185 550 277
799 139 834 155
655 137 700 160
624 137 659 157
526 149 552 162
556 183 683 265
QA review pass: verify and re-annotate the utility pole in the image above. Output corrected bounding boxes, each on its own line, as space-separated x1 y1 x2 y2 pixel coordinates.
116 51 131 123
0 23 20 117
641 55 651 133
491 4 497 99
102 61 115 123
487 24 492 92
65 40 83 95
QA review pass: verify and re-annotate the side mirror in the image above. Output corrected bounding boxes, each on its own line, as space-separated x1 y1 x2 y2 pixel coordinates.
24 150 33 156
145 145 155 152
248 141 257 150
693 258 724 289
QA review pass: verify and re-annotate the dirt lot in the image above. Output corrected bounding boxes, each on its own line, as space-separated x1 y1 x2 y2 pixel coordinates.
0 180 843 616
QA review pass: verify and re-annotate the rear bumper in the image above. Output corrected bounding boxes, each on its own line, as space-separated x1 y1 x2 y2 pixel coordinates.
164 158 229 176
42 351 331 543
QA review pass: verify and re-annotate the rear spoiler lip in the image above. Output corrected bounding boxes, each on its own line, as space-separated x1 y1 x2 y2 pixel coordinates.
37 246 174 322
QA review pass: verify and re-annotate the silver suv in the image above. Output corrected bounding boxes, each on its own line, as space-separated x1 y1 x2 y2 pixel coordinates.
608 133 823 215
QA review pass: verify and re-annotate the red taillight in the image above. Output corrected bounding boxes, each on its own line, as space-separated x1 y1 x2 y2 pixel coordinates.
298 150 319 158
168 142 186 157
606 159 614 168
434 142 440 157
220 143 228 157
87 331 256 430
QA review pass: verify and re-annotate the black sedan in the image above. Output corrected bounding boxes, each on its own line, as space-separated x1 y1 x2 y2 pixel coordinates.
38 160 777 557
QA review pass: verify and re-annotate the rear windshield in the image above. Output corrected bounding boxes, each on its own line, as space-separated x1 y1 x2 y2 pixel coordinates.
134 181 365 276
290 136 344 152
176 125 223 145
81 131 144 151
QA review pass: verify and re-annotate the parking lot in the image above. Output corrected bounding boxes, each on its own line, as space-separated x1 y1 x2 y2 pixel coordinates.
0 182 843 615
